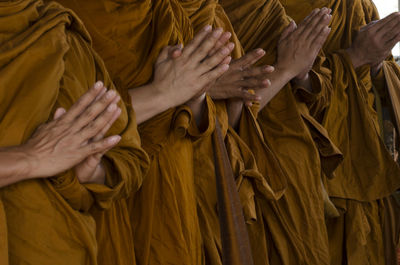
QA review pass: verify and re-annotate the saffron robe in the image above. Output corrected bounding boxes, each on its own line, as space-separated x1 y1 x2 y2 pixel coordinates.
186 0 343 264
0 1 149 264
280 0 400 264
46 0 219 264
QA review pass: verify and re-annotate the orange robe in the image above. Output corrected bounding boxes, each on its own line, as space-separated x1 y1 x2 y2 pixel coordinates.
185 0 343 264
280 0 400 264
0 1 149 264
47 0 220 264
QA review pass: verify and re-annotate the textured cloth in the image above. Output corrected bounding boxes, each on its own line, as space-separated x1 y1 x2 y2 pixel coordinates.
47 0 216 264
0 1 149 264
208 0 343 264
279 0 400 264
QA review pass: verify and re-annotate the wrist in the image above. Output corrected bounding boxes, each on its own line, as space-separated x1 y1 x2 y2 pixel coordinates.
8 145 38 179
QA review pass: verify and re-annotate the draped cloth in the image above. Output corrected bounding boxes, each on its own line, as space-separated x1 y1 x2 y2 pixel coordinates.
0 1 149 264
279 0 400 264
47 0 225 264
178 1 293 264
184 0 344 264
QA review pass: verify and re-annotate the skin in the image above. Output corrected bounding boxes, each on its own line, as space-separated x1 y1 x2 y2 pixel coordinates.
346 12 400 74
128 25 233 124
0 81 122 188
221 8 332 128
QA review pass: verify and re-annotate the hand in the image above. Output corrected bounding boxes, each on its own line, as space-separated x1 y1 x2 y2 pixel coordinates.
21 81 122 179
73 93 122 184
150 26 233 105
347 12 400 69
275 8 332 80
207 48 274 106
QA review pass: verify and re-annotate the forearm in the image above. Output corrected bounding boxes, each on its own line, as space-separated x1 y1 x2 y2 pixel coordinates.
129 84 178 124
226 98 243 130
0 146 34 187
256 68 293 110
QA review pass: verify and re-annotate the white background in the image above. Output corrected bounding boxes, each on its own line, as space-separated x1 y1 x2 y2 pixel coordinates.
374 0 400 56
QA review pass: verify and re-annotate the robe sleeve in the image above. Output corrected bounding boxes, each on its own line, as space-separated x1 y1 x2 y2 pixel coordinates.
50 28 149 211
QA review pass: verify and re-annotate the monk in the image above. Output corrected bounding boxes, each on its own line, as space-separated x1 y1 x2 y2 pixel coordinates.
43 0 237 264
0 0 150 264
178 1 343 265
0 82 124 264
179 1 347 264
279 1 400 264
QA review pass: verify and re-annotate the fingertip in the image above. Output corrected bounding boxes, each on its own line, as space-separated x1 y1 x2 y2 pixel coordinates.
108 135 121 145
54 107 67 119
263 65 274 72
94 81 104 90
221 64 230 71
203 25 212 32
227 42 235 50
256 48 266 56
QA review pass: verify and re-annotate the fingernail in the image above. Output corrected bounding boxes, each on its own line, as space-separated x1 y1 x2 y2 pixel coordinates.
225 32 232 39
109 135 121 144
94 81 103 90
106 90 116 99
263 66 273 72
213 28 223 37
222 64 229 71
228 42 235 50
263 79 271 86
219 47 228 55
107 103 117 112
256 96 261 101
204 25 212 32
321 7 327 12
256 48 265 55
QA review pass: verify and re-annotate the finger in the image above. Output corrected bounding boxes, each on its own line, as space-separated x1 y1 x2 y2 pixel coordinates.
61 81 105 122
190 28 224 63
385 30 400 49
279 21 297 43
238 89 262 102
72 89 119 133
94 86 107 102
80 103 120 140
375 12 400 34
182 25 212 57
236 77 270 89
200 63 230 85
311 26 331 50
301 10 330 40
298 9 328 38
200 43 233 72
92 107 122 142
232 48 266 70
208 31 232 56
298 8 320 29
53 108 66 120
306 13 332 41
84 135 121 155
381 15 400 42
155 46 172 65
220 56 232 65
242 65 274 78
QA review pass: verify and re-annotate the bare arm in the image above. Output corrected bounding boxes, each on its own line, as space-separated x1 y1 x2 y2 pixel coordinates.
0 82 122 188
129 26 232 124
